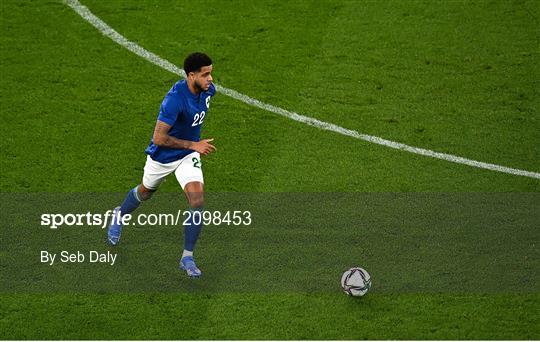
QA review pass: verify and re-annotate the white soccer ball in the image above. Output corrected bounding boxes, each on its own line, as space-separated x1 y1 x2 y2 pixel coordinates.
341 267 371 297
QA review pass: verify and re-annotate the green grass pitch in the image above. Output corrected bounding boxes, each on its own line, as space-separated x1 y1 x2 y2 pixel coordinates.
1 0 539 339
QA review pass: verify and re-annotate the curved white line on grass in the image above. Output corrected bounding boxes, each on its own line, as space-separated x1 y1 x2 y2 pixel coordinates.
65 0 540 180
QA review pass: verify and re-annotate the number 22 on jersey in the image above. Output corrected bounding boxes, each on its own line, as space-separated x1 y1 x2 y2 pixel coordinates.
192 111 205 126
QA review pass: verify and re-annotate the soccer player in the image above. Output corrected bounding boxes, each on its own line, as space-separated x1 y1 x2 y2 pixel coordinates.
107 52 216 278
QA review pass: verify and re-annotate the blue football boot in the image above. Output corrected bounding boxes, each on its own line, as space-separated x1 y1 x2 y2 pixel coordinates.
180 256 202 278
107 207 122 246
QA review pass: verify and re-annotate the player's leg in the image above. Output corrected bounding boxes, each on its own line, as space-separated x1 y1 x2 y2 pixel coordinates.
107 156 176 245
119 183 156 216
179 181 204 277
175 152 205 277
107 184 156 245
182 181 205 255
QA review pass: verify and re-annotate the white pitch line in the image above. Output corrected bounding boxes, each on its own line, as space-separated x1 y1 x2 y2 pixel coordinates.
64 0 540 180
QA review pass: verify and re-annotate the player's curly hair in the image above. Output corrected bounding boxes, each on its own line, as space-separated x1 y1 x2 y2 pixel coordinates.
183 52 212 75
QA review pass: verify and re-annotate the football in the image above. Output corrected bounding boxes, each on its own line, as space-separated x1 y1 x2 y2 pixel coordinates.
341 267 371 297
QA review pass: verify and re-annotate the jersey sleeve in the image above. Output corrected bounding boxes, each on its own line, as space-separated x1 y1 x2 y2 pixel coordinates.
157 93 183 126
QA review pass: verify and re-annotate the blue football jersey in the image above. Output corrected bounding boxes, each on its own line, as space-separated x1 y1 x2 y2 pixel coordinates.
145 80 216 163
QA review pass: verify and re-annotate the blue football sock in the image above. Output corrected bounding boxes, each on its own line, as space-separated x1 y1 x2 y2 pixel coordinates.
119 186 142 216
184 208 203 252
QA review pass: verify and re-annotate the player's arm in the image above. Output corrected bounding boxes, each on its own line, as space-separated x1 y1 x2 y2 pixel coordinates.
152 120 216 155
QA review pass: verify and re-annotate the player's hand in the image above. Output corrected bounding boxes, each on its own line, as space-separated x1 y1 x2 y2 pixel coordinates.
191 139 216 155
